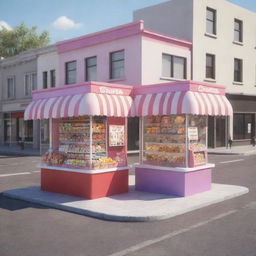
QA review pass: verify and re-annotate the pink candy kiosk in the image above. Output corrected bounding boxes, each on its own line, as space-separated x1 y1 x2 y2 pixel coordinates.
25 80 233 200
132 81 233 197
25 82 133 199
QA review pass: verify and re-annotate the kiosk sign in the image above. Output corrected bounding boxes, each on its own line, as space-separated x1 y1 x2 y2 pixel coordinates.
188 127 198 141
99 87 124 95
109 125 125 146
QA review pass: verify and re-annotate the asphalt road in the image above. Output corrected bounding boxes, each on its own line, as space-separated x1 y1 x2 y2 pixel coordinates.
0 153 256 256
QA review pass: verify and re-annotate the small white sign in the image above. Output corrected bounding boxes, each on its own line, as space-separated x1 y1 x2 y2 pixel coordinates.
188 127 198 141
99 87 124 95
198 85 220 94
248 123 251 133
109 125 125 147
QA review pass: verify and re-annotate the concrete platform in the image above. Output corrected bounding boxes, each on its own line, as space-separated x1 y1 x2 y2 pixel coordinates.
3 176 248 222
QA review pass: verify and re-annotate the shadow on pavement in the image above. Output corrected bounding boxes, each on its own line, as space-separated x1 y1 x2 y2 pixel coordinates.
0 193 48 211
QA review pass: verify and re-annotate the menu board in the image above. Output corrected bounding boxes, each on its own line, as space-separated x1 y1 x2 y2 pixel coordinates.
109 125 125 147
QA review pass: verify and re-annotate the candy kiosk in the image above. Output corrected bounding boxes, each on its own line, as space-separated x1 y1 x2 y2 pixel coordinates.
132 81 233 197
24 82 133 199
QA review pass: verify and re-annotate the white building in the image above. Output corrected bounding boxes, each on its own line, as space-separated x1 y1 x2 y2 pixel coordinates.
134 0 256 147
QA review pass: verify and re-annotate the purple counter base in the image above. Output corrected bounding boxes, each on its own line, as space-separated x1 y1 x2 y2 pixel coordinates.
135 164 214 197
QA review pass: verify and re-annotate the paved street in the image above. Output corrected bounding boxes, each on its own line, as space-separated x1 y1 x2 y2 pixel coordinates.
0 153 256 256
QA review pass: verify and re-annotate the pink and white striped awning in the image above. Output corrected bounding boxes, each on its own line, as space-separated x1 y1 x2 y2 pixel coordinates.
131 91 233 116
25 92 133 120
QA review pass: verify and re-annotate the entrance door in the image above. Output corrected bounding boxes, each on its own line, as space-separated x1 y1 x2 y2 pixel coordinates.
216 117 226 147
208 116 215 148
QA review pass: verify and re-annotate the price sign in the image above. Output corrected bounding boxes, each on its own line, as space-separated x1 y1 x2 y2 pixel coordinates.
188 127 198 141
109 125 125 147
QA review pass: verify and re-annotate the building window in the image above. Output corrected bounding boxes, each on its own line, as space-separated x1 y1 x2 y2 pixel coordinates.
233 113 254 140
85 56 97 81
50 70 56 88
110 50 124 80
234 19 243 43
65 61 76 84
162 54 187 79
7 77 15 99
24 73 37 96
234 58 243 82
206 7 216 35
206 54 215 79
43 71 47 89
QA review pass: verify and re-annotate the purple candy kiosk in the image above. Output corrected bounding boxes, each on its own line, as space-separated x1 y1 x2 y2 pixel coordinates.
132 81 233 197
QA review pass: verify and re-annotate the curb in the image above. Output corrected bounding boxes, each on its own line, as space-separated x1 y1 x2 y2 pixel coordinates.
0 151 40 157
2 185 249 222
208 152 240 156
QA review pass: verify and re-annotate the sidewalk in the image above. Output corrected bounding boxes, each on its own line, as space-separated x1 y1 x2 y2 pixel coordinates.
0 145 40 156
207 145 256 156
3 176 248 222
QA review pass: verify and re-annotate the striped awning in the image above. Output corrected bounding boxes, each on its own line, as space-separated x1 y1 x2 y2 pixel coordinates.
131 91 233 116
25 92 133 120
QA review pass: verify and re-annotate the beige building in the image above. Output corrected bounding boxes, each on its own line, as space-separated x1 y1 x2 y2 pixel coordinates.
134 0 256 147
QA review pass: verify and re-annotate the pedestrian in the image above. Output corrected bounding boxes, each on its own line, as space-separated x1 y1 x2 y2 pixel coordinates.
251 136 255 147
228 136 232 149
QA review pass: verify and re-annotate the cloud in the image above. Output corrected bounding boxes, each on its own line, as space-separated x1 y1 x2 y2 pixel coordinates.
0 21 12 31
52 16 82 30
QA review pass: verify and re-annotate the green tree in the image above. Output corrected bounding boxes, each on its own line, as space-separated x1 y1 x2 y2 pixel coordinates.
0 23 50 58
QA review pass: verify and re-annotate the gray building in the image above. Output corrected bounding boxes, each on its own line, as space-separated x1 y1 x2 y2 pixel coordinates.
0 46 56 151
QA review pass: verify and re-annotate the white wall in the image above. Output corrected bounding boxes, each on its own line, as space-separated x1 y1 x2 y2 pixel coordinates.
37 51 59 90
193 0 256 96
134 0 256 95
141 37 191 85
58 35 142 86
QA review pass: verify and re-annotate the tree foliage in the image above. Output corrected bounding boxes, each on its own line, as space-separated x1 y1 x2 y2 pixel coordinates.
0 23 50 58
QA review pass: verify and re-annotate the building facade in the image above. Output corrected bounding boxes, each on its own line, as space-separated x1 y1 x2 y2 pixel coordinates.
37 45 59 153
134 0 256 147
0 46 57 150
0 21 192 152
55 21 191 150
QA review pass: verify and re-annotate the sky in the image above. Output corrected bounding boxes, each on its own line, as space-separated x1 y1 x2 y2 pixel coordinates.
0 0 256 43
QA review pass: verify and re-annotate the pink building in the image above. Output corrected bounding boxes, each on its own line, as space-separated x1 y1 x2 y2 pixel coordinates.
55 20 192 150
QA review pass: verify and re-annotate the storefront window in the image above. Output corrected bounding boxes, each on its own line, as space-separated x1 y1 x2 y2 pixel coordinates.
40 120 50 153
234 113 253 140
142 115 186 167
43 116 126 170
141 115 208 168
24 120 33 142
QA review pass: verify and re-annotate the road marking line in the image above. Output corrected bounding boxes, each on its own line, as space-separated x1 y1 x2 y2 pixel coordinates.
32 170 40 173
107 210 237 256
219 159 244 164
243 201 256 210
0 172 31 177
